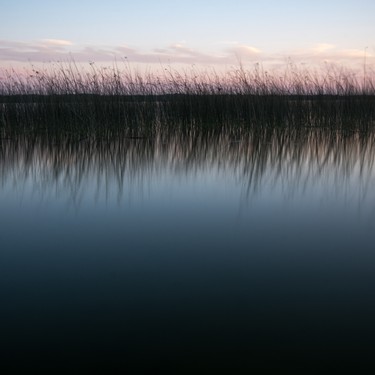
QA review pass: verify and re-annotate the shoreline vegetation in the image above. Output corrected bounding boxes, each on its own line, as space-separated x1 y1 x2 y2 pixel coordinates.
1 61 375 133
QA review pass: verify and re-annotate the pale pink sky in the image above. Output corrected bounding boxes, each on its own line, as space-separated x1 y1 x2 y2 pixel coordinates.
1 1 374 75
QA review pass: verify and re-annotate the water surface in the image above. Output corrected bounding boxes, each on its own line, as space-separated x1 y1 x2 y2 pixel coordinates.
1 127 375 371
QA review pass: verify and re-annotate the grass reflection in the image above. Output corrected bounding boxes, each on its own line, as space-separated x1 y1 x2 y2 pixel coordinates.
1 126 375 215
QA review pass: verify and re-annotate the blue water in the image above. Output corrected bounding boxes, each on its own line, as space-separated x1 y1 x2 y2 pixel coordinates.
1 129 375 371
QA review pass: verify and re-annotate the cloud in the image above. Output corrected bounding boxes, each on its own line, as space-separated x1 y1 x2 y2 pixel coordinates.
150 43 224 64
339 48 367 58
286 44 373 66
0 39 373 72
229 44 261 58
42 39 73 47
0 39 112 63
311 43 335 54
0 39 262 65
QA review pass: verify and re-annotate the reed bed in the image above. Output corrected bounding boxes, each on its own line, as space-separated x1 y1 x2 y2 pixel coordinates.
0 61 375 133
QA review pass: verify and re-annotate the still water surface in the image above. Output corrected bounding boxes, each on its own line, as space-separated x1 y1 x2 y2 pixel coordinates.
1 128 375 371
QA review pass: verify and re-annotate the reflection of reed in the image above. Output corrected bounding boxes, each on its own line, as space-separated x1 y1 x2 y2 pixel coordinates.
1 128 375 210
238 128 375 202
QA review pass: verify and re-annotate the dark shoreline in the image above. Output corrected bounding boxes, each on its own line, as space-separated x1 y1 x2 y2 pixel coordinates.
1 93 375 132
2 92 375 102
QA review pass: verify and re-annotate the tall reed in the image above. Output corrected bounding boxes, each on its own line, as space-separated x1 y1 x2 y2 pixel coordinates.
1 61 374 133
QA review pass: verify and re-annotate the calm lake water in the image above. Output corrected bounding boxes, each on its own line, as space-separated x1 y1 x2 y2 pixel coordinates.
1 127 375 371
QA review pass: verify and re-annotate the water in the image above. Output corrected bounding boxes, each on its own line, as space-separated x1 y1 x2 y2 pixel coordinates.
1 128 375 371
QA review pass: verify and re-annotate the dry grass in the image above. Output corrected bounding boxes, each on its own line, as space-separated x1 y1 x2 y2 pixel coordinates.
1 61 374 133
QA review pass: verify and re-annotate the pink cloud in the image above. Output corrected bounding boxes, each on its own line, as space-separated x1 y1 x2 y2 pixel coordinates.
42 39 74 47
0 40 373 75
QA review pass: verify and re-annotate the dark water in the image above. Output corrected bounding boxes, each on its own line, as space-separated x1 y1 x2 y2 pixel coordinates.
1 128 375 371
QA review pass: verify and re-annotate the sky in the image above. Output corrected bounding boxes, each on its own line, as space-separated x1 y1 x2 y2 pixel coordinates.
1 0 374 73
